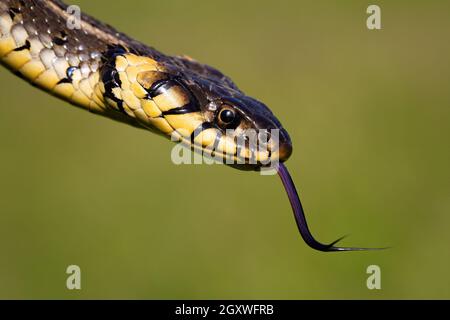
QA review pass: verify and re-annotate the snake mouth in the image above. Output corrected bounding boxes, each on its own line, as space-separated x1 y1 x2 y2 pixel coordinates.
172 127 292 171
183 142 275 169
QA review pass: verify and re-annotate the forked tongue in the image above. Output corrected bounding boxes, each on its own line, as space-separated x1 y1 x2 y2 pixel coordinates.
277 163 386 252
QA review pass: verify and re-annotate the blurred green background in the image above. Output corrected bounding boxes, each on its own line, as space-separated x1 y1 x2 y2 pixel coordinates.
0 0 449 299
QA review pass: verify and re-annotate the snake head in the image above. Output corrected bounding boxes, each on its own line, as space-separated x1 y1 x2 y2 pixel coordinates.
106 51 292 170
191 86 293 170
153 57 293 170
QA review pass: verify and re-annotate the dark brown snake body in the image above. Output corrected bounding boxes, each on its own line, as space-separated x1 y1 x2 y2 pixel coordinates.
0 0 383 252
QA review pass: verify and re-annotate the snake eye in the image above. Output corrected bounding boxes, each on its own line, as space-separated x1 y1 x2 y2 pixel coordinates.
217 106 240 129
219 109 235 123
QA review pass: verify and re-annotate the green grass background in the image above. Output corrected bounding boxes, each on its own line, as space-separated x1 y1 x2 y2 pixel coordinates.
0 0 449 299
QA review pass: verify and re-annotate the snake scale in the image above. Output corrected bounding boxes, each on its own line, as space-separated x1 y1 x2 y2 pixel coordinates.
0 0 382 252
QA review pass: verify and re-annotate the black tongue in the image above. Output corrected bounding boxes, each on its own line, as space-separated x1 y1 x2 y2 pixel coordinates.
277 163 386 252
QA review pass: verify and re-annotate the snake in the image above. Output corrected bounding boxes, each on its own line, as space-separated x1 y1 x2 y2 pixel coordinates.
0 0 382 252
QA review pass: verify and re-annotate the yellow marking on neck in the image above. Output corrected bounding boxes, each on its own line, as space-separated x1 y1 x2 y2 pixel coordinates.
93 53 175 132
